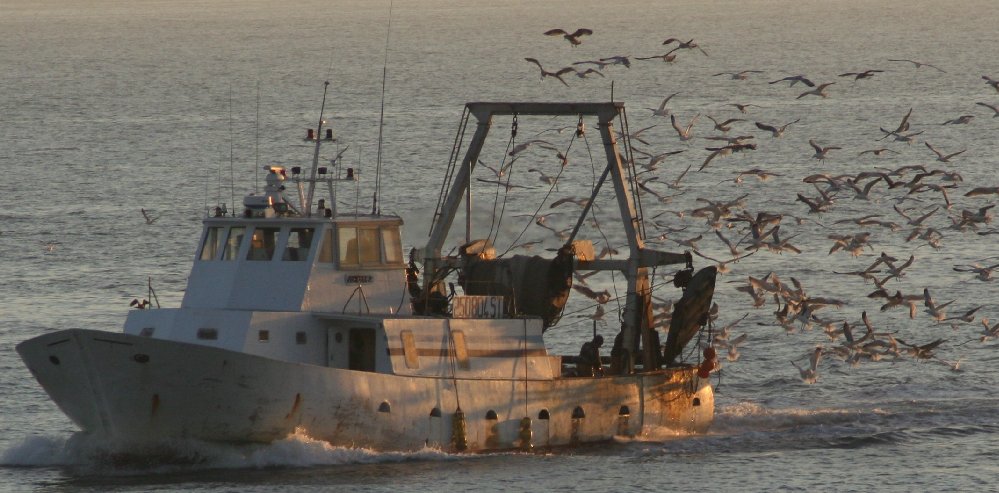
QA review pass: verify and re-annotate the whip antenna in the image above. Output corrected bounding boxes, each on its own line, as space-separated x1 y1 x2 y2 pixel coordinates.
372 0 394 215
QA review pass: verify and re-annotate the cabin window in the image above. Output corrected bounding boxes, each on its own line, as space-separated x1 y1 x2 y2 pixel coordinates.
296 331 307 344
337 225 402 268
223 227 245 260
338 227 359 266
339 226 381 266
358 228 380 263
258 330 270 342
200 227 224 261
247 227 280 261
197 328 218 340
401 330 419 369
382 227 403 264
283 228 314 261
451 330 470 370
318 229 335 263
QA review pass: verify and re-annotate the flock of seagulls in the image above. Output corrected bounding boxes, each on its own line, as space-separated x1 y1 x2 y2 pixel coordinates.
494 27 999 384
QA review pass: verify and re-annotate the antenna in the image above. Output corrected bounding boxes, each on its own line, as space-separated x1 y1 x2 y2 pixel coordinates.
372 0 394 215
228 84 235 216
255 81 260 193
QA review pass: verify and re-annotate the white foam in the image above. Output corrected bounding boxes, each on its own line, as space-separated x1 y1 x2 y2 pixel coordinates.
710 401 868 434
0 428 456 472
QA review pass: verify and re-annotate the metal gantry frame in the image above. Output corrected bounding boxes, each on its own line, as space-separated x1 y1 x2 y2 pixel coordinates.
423 102 691 373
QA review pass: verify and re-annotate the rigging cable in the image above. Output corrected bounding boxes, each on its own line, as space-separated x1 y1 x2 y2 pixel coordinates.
484 115 518 248
498 128 579 257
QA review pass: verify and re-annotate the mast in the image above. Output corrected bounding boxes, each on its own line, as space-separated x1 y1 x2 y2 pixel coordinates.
305 81 331 217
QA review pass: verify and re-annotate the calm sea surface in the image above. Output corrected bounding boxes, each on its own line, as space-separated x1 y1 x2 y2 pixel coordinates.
2 0 999 491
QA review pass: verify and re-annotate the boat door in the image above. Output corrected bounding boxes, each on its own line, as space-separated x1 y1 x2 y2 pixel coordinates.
349 328 376 372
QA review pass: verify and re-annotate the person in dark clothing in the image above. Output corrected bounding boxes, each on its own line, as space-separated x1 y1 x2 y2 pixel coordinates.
577 335 604 377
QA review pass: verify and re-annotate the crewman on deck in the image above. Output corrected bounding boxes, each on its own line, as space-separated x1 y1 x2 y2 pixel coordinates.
577 335 604 377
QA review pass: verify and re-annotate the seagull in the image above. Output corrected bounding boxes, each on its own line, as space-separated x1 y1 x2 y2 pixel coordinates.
662 38 708 56
543 28 593 46
895 338 945 359
523 58 573 86
978 318 999 341
572 285 611 304
924 142 967 163
755 119 800 138
729 103 763 114
983 75 999 92
953 262 999 281
647 92 680 117
509 139 557 156
635 49 680 64
888 58 946 72
941 115 974 125
622 124 658 145
725 333 749 361
944 305 984 324
797 82 835 99
572 68 605 79
907 183 956 208
476 178 528 191
923 288 955 322
706 115 745 133
975 101 999 117
670 113 699 141
700 143 757 171
769 75 815 87
858 148 899 157
713 70 763 80
598 55 632 68
528 168 558 187
791 346 822 384
809 139 841 161
877 107 913 140
141 208 160 224
728 168 781 184
633 148 686 171
888 129 924 144
838 69 884 80
691 249 754 274
965 186 999 197
551 196 590 208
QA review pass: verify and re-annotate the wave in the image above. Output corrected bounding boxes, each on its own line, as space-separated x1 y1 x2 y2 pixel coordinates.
0 428 457 474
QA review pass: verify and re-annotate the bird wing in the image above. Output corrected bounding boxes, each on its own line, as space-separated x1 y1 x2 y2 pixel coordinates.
755 122 777 134
543 29 568 36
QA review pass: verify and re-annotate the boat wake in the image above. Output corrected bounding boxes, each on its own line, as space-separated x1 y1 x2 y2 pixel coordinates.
0 428 457 474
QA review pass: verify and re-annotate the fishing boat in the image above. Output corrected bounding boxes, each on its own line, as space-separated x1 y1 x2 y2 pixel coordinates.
17 93 718 452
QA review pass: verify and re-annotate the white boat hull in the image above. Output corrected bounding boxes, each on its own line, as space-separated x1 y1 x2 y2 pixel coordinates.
18 329 713 451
